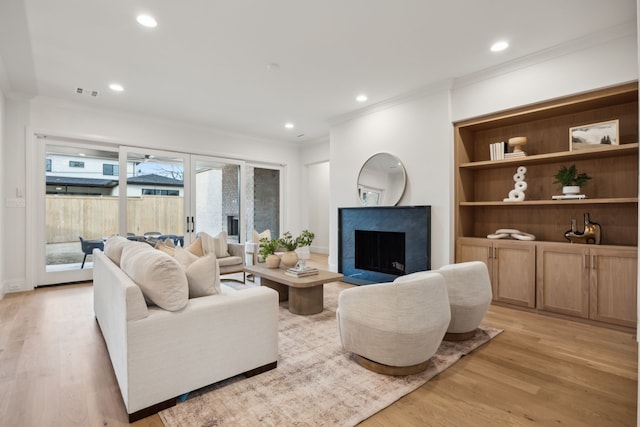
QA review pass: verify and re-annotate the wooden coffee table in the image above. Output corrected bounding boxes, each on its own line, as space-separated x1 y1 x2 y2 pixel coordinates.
244 263 344 315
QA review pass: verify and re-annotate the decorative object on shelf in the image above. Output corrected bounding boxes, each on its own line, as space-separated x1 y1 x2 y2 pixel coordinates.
503 166 528 202
259 237 281 268
564 213 602 244
553 164 591 198
570 119 619 151
506 136 527 158
487 228 536 241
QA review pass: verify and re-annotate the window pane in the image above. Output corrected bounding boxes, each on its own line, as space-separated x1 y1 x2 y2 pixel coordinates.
127 152 185 239
46 145 118 271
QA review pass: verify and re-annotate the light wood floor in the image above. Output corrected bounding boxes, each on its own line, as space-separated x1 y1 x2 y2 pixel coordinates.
0 254 637 426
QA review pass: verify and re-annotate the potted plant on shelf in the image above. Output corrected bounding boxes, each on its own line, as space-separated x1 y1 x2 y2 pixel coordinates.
259 237 281 268
554 164 591 195
278 232 299 268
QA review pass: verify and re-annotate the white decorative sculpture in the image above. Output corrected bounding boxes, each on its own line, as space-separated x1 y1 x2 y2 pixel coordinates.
503 166 527 202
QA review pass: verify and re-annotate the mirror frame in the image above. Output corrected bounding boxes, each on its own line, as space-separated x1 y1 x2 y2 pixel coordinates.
356 152 406 206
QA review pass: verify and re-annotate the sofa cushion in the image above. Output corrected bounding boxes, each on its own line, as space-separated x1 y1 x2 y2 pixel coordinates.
201 231 230 258
217 256 243 268
155 240 176 256
186 237 204 257
104 235 131 266
120 243 188 311
252 229 271 244
174 247 221 297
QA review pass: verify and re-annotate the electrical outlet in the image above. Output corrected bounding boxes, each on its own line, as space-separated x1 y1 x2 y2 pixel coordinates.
8 283 21 292
6 198 25 208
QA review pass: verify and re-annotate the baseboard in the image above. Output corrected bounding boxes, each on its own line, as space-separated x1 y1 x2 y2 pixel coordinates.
244 361 277 377
128 398 176 423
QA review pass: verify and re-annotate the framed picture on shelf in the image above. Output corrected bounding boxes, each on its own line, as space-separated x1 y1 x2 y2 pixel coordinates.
569 119 619 151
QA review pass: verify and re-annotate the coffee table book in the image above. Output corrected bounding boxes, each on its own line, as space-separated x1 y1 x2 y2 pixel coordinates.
285 267 319 278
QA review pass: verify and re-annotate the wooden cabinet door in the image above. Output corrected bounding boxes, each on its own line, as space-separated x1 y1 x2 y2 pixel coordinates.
589 246 637 327
537 243 589 318
493 240 536 308
456 238 494 296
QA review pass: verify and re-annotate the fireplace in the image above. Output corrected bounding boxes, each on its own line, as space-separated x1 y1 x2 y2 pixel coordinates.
355 230 406 275
338 205 430 285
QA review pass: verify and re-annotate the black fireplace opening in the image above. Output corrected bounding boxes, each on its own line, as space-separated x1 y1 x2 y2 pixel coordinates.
338 205 430 285
355 230 406 275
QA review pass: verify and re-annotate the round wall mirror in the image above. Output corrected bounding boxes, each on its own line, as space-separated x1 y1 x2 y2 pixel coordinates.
357 153 406 206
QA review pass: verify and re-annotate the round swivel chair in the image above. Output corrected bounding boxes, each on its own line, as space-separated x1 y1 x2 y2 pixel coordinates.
337 272 451 375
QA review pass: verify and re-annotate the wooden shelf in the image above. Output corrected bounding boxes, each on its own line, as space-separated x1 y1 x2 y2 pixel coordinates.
454 83 638 327
460 197 638 207
460 143 638 170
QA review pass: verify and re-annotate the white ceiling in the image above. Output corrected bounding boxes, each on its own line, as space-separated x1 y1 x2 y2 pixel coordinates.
0 0 636 143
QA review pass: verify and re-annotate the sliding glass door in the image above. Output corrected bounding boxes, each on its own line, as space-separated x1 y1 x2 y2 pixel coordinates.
122 148 188 242
36 139 120 285
33 139 279 286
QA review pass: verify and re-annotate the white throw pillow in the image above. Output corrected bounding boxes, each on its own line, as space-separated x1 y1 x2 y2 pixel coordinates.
174 247 221 297
201 231 230 258
252 229 271 244
120 243 189 311
104 235 132 266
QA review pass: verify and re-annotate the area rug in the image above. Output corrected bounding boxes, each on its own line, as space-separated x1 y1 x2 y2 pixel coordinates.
159 281 502 427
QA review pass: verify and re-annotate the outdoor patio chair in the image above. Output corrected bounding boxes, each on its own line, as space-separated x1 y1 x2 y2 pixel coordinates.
158 234 184 246
79 236 105 269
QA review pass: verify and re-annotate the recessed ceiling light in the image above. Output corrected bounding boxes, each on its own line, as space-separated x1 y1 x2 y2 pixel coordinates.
356 94 368 102
490 41 509 52
136 14 157 28
109 83 124 92
284 123 294 129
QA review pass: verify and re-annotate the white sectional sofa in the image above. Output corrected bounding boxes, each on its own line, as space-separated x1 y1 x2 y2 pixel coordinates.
93 237 279 421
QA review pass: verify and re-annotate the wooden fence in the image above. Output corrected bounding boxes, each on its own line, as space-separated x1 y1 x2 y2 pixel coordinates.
46 195 185 243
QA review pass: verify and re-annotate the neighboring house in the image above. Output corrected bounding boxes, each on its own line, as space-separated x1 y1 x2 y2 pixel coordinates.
45 154 184 196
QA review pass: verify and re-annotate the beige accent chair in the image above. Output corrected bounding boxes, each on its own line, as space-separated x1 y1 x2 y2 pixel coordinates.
218 242 246 282
337 272 451 375
437 261 493 340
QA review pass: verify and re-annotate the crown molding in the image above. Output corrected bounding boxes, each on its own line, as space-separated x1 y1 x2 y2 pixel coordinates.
326 79 453 128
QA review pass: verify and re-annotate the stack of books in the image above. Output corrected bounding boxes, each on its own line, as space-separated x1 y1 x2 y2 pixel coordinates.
505 151 527 158
551 194 587 200
489 141 506 160
285 267 319 277
490 141 528 160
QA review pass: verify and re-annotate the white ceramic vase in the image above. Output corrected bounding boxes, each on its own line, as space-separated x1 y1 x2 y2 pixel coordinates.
562 185 580 195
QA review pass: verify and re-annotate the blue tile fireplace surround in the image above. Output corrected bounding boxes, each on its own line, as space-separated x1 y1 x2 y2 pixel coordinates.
338 205 431 285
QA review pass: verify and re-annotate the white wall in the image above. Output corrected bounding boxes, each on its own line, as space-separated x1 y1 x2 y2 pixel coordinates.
3 97 29 293
305 161 330 254
0 89 5 298
300 139 330 254
329 88 453 272
3 96 304 292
